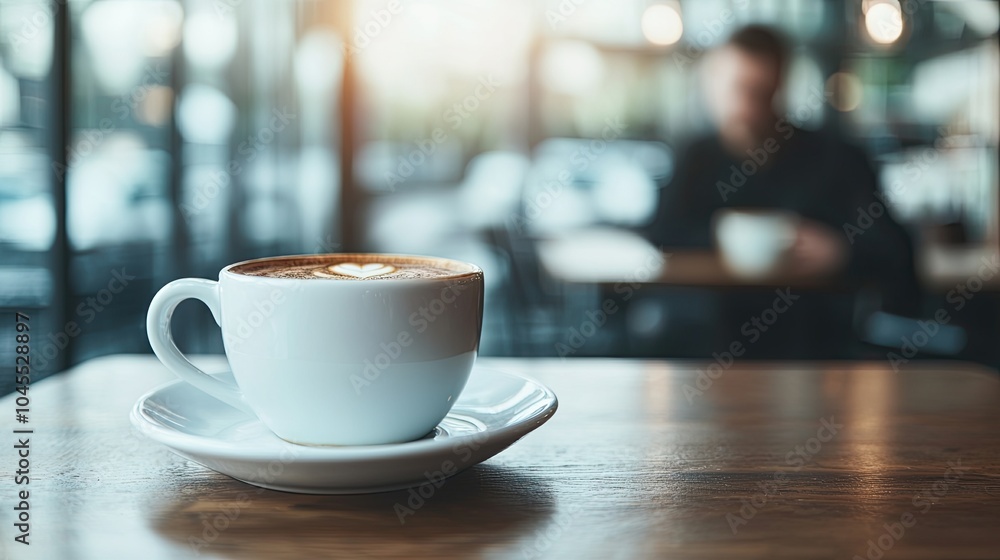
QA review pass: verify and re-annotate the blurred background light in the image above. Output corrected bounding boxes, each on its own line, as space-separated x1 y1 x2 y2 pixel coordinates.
78 1 181 92
592 155 657 225
943 0 1000 36
81 1 148 92
294 29 344 97
183 10 238 69
142 1 184 57
540 41 605 96
135 86 174 127
407 1 446 38
0 63 18 125
176 84 237 145
0 194 55 251
641 4 684 46
826 71 863 112
67 133 169 250
865 1 904 44
457 152 530 229
0 130 55 251
783 54 827 128
0 1 53 79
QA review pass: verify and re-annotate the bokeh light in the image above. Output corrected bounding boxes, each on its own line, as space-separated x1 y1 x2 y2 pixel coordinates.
176 85 237 144
183 10 238 69
826 71 863 112
540 41 605 96
865 1 904 44
641 4 683 46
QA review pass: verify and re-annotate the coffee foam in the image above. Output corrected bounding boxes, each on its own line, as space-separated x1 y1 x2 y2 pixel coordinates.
230 255 471 281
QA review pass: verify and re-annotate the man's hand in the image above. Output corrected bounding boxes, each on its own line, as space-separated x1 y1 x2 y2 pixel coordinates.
789 219 848 277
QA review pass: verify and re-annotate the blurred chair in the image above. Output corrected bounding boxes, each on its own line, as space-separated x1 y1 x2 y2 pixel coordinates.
860 310 968 357
488 222 567 356
505 139 681 356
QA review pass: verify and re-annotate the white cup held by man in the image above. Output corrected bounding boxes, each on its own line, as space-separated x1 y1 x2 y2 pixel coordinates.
714 209 799 279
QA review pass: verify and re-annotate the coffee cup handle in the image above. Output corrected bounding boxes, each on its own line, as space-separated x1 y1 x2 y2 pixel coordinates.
146 278 253 414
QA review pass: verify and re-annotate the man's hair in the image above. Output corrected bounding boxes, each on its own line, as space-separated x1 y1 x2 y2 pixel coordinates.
726 25 790 76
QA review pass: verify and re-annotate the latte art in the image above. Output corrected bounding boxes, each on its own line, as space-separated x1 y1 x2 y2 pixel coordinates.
231 255 468 281
318 263 397 279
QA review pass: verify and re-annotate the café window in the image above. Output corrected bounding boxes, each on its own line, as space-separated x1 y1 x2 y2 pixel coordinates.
0 0 998 395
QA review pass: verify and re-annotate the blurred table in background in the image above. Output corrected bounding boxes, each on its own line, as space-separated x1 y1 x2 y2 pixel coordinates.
536 227 838 290
538 227 1000 292
4 355 999 559
921 242 1000 292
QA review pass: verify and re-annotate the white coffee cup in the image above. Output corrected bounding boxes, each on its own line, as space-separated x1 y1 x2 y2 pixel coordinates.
714 209 798 279
147 254 484 446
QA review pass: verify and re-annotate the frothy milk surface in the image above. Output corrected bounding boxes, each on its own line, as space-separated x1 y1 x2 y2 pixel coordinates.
231 256 467 280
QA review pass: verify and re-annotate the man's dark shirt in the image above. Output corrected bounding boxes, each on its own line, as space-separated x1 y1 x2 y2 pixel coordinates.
647 126 917 297
644 125 920 357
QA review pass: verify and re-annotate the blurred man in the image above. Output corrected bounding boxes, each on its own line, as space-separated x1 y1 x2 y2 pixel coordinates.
647 25 919 358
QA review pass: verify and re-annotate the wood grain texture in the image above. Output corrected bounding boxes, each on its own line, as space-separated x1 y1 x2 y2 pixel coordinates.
2 356 999 560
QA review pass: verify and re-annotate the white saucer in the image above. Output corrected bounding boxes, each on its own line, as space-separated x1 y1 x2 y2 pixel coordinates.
130 366 558 494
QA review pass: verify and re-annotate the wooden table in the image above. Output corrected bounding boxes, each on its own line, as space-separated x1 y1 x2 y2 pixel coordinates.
3 355 999 559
